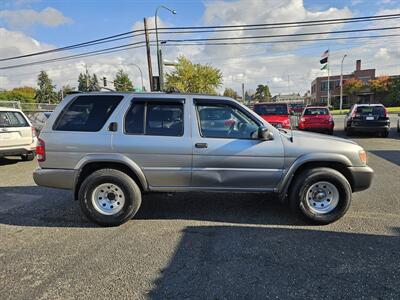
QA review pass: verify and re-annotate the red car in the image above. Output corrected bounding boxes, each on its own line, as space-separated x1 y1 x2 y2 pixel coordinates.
298 106 334 135
253 103 291 129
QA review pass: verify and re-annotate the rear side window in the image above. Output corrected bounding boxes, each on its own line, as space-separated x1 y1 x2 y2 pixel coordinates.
125 101 184 136
0 111 29 127
53 95 122 131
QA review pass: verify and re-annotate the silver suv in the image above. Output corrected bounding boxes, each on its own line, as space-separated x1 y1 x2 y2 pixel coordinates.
33 92 373 226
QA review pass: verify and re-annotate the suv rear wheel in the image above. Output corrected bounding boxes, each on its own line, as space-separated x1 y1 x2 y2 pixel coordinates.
79 169 142 226
289 167 352 224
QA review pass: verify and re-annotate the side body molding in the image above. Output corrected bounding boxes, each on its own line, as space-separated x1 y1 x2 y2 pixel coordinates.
276 152 353 194
74 153 149 191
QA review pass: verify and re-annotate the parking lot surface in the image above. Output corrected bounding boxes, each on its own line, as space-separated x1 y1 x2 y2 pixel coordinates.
1 115 399 299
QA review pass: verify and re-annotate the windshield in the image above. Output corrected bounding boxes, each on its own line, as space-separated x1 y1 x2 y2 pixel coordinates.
254 104 288 115
303 108 329 116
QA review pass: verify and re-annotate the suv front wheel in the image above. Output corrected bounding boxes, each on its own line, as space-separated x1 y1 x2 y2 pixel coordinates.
289 167 352 224
79 169 142 226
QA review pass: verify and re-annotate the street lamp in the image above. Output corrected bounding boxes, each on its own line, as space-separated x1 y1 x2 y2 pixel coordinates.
155 5 176 91
340 54 348 113
128 63 145 91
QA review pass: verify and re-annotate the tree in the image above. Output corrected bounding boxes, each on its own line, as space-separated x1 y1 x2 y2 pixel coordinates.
165 56 222 94
254 84 271 102
385 77 400 106
343 78 364 98
78 72 101 92
369 76 391 104
114 69 134 92
0 87 36 103
223 88 238 99
35 71 57 104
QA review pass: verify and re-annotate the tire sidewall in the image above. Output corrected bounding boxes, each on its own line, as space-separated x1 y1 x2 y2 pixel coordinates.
291 168 352 224
79 170 141 226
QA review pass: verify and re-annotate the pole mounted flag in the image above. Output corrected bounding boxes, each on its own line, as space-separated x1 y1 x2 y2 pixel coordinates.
320 49 329 69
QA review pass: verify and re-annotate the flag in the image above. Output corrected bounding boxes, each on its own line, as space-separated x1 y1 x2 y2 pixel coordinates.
320 56 328 64
321 49 329 58
321 63 328 70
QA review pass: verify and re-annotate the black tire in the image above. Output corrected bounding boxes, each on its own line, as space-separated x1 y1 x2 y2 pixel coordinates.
381 131 389 138
345 127 352 136
79 168 142 226
21 152 35 161
289 167 352 224
327 129 334 135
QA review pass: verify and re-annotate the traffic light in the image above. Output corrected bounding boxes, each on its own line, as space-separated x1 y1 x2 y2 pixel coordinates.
103 77 107 87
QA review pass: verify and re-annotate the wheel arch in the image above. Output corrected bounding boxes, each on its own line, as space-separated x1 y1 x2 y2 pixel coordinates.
73 154 148 200
278 153 354 200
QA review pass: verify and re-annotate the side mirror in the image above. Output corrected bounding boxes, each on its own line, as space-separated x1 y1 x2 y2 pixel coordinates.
258 126 274 141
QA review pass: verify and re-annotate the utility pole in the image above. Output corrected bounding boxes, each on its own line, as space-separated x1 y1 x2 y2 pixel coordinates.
327 49 330 107
242 83 245 104
340 54 348 113
287 74 290 94
144 18 153 91
85 64 89 90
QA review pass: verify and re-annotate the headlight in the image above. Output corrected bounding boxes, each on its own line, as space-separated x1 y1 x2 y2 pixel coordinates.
359 150 367 164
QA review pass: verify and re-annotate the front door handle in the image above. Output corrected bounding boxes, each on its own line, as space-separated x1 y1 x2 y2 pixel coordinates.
195 143 208 149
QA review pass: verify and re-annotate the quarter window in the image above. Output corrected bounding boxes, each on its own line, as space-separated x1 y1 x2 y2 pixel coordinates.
125 102 184 136
196 104 258 139
53 95 123 132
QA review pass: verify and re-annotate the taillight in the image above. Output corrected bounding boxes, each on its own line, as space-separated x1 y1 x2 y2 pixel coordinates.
36 138 45 162
328 116 333 123
31 126 36 138
300 117 306 123
384 107 389 118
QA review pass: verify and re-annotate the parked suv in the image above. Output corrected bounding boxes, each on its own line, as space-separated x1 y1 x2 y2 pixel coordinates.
344 104 390 137
33 93 373 226
0 107 37 161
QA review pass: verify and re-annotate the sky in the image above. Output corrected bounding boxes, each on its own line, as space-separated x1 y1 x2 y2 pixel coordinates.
0 0 399 95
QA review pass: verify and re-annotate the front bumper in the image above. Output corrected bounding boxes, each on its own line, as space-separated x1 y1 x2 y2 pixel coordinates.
348 166 374 192
33 167 76 190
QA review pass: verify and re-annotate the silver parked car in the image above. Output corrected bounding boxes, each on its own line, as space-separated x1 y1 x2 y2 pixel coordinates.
33 93 373 226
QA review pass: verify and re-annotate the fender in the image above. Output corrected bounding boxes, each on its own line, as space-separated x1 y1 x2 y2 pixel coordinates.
74 153 148 191
276 152 352 197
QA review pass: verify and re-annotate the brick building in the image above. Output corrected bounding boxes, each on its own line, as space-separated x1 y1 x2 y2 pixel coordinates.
311 60 375 108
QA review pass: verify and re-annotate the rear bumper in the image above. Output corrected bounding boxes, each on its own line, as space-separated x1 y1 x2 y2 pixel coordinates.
33 167 76 190
0 147 35 157
348 166 374 192
350 121 390 132
299 126 333 133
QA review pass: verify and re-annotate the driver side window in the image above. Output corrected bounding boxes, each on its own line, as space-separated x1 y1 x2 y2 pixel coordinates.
196 104 258 139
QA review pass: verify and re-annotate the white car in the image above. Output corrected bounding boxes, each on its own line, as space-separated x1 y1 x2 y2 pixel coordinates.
0 107 37 161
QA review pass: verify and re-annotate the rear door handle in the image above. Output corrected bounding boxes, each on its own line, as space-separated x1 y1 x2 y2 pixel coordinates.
195 143 208 149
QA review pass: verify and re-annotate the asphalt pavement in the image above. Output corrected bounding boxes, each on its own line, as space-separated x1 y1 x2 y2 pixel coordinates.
0 115 399 299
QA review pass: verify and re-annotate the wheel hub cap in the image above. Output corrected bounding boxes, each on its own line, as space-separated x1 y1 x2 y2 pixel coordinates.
305 181 339 214
91 183 125 216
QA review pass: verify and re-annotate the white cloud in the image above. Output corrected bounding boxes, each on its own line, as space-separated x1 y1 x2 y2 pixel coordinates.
0 7 72 29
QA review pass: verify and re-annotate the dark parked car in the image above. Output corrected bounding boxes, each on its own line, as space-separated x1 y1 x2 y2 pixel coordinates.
344 104 390 137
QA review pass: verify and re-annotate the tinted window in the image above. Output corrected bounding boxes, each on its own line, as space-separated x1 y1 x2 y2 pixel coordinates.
197 104 258 139
303 108 329 115
125 102 184 136
356 106 385 116
254 104 288 115
125 103 145 134
54 95 122 132
0 111 29 127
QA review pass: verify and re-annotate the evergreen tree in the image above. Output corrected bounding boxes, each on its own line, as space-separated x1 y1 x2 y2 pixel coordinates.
78 72 101 92
113 69 134 91
35 71 57 104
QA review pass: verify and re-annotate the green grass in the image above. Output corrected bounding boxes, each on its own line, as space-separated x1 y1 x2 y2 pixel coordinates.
331 106 400 115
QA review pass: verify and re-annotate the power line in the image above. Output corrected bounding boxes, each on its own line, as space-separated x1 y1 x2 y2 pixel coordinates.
163 26 400 43
1 13 399 62
163 33 400 47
